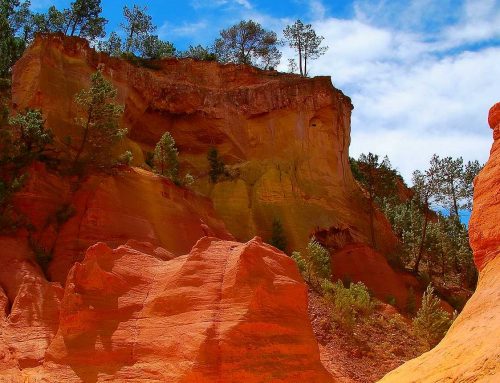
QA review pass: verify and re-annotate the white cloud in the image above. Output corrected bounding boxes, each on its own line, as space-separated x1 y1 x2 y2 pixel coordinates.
274 4 499 182
160 21 209 38
441 0 500 47
190 0 252 10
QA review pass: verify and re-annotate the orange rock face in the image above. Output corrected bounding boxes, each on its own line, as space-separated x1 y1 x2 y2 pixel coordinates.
13 163 231 284
470 102 500 271
11 34 397 256
379 104 500 382
1 237 334 382
330 243 419 309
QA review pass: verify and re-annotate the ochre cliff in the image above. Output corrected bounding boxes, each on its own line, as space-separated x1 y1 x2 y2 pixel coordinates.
1 237 333 382
379 103 500 383
11 34 397 256
13 163 231 283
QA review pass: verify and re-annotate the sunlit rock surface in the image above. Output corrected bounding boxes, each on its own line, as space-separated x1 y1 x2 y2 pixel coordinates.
1 237 334 382
379 103 500 383
12 33 397 255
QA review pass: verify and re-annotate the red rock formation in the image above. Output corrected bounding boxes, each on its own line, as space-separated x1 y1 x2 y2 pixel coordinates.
470 102 500 271
330 243 419 309
12 163 231 284
379 103 500 382
1 237 334 382
11 34 397 256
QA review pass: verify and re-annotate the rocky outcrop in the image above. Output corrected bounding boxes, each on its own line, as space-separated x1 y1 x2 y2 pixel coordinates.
1 237 334 382
379 103 500 382
12 163 231 284
470 102 500 271
11 34 397 255
330 243 420 310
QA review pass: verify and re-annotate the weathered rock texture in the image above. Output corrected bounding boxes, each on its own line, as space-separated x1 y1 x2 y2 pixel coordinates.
13 163 231 284
379 103 500 383
11 34 396 256
0 237 334 382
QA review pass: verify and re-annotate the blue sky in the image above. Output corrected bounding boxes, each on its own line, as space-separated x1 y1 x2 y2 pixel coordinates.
31 0 500 181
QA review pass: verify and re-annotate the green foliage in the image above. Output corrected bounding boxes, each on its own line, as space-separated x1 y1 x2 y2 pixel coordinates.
352 153 401 248
121 5 156 55
98 31 122 56
323 279 373 329
153 131 179 183
270 218 287 252
63 0 107 41
181 45 217 61
207 147 225 183
118 150 133 165
413 284 454 349
283 19 327 76
214 19 281 69
72 70 126 170
301 238 331 287
0 1 27 78
349 156 365 184
8 109 53 162
0 108 53 232
183 173 195 187
291 251 307 275
141 35 176 59
429 155 483 216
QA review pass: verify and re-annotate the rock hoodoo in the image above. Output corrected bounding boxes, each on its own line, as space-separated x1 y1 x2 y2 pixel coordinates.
379 104 500 383
1 237 333 382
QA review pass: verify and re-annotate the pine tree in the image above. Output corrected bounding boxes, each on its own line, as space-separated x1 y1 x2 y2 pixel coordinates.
153 131 179 183
121 5 156 55
413 284 454 348
283 19 327 76
64 0 107 41
214 20 281 69
8 109 53 163
72 70 125 170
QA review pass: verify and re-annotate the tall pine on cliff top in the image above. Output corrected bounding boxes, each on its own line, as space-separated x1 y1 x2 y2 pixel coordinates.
72 70 125 170
214 20 281 69
283 19 328 76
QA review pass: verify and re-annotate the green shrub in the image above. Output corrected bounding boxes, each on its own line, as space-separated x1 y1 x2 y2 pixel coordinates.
305 238 330 285
413 284 454 349
324 280 374 329
118 150 133 165
291 251 307 275
183 173 195 186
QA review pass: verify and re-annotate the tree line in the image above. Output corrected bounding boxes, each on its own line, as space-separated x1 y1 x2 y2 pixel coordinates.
350 153 482 297
1 0 328 78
